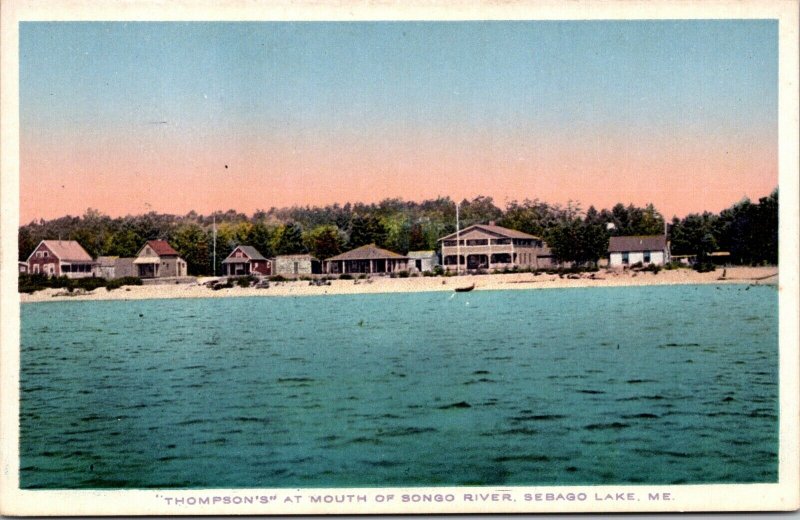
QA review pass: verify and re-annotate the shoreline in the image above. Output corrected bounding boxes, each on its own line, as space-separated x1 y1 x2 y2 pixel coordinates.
18 266 778 303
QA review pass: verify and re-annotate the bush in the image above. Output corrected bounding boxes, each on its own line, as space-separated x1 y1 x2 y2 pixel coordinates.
74 277 106 292
357 274 368 280
397 271 410 278
338 273 353 280
694 262 716 273
631 261 644 269
105 276 143 291
422 271 437 277
432 265 444 276
642 263 662 274
269 275 288 282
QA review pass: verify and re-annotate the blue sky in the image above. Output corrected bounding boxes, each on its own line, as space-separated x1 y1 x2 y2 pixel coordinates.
19 20 779 220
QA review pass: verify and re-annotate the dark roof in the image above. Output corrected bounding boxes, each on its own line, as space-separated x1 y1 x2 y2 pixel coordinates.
608 235 668 253
326 244 407 261
144 240 180 256
36 240 94 262
222 245 267 263
439 224 540 241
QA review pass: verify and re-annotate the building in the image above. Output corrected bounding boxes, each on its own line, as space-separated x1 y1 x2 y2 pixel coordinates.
96 256 119 278
26 240 97 278
133 240 188 278
114 257 136 278
407 251 439 273
222 245 272 276
439 223 553 271
608 235 670 267
95 256 136 279
324 244 409 275
274 254 321 276
18 262 28 274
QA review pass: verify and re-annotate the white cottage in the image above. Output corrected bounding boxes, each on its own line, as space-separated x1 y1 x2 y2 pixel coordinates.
608 235 670 267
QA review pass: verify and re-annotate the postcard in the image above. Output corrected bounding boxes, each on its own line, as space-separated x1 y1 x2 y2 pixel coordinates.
1 0 798 515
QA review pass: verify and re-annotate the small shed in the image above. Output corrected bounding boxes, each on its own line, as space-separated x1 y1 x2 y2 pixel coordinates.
96 256 119 278
222 245 272 276
406 251 439 272
274 254 321 276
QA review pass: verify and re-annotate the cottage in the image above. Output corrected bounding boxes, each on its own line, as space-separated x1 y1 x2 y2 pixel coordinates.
18 261 28 274
222 245 271 276
439 223 553 272
274 254 321 276
407 251 439 273
26 240 97 278
133 240 187 278
608 235 670 267
324 244 408 275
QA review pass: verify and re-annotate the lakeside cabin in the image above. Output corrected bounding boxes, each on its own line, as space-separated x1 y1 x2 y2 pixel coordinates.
133 240 187 278
274 254 321 276
608 235 670 267
26 240 97 278
439 223 554 272
324 244 409 275
407 251 439 273
222 245 272 276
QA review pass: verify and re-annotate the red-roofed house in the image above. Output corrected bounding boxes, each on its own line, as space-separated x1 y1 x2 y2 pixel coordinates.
26 240 97 278
221 245 272 276
133 240 187 278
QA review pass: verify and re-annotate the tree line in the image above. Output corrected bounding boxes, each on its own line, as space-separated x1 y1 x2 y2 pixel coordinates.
18 189 778 275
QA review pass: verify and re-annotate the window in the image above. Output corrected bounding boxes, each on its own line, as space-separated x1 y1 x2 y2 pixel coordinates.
43 251 48 258
62 264 71 272
466 239 488 246
643 251 651 263
621 252 629 265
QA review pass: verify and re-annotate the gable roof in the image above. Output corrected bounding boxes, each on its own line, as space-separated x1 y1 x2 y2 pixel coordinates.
326 244 407 262
438 224 540 241
139 240 180 257
223 245 266 263
32 240 93 262
608 235 668 253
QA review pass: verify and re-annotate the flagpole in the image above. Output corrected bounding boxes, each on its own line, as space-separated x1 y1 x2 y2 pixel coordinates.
213 214 217 277
456 201 461 276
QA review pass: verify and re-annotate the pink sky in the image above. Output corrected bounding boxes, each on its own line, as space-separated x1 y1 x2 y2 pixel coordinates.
20 126 777 223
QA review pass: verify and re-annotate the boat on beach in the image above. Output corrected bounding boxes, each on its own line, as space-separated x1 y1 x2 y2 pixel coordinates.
454 284 475 292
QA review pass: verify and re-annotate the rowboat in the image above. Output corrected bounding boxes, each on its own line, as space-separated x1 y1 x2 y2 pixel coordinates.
454 284 475 293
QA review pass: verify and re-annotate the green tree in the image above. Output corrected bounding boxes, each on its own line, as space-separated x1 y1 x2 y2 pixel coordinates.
303 225 345 259
273 222 306 255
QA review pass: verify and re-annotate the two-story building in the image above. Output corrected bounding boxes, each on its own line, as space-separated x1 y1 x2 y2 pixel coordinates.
439 223 553 272
25 240 97 278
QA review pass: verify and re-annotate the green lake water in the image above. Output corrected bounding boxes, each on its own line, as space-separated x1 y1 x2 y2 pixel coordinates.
20 284 778 488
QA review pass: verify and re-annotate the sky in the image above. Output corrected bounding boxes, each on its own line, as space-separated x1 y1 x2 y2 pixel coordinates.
19 20 778 222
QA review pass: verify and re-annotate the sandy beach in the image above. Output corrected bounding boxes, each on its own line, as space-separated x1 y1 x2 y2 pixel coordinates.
19 266 778 303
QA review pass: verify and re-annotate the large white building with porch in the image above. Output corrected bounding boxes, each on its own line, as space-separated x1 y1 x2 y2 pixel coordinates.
439 223 554 272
